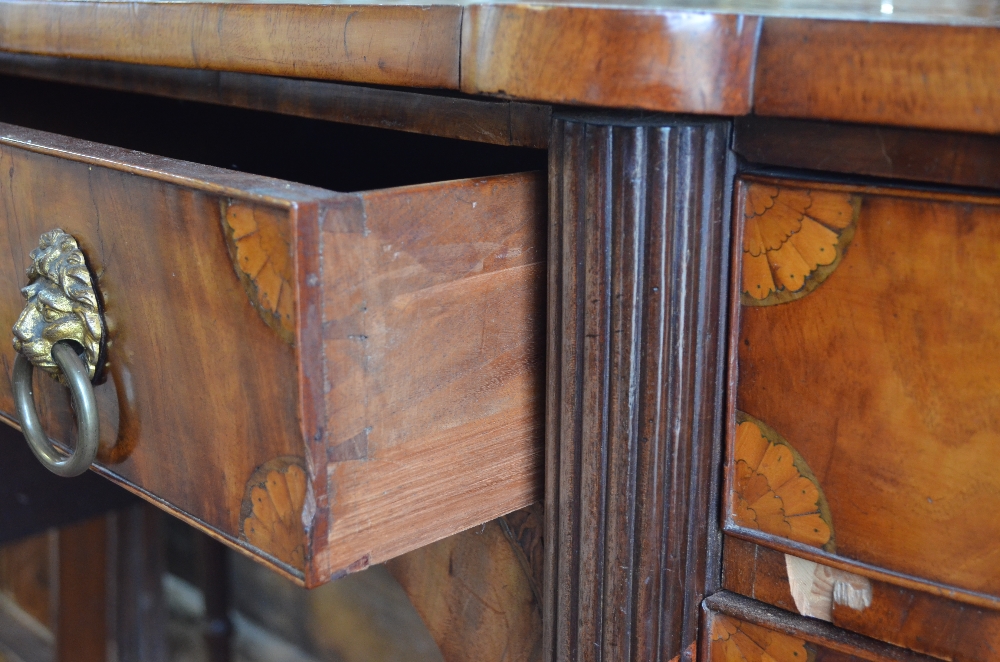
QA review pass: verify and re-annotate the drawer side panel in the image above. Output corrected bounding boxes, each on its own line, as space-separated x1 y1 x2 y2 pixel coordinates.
312 172 546 582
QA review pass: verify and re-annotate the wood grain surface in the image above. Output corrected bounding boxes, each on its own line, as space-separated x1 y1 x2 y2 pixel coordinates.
386 505 543 662
730 176 1000 604
461 5 759 114
0 53 551 149
723 536 1000 662
722 537 797 614
0 122 313 577
755 19 1000 134
309 170 545 584
545 113 732 662
3 1 1000 131
0 2 460 89
56 517 108 662
734 116 1000 191
704 592 938 662
0 122 545 587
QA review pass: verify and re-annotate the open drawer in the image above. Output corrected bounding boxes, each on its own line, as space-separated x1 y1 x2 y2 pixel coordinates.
0 120 545 586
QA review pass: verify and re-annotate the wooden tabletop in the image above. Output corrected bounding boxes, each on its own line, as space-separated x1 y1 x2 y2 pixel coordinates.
1 0 1000 133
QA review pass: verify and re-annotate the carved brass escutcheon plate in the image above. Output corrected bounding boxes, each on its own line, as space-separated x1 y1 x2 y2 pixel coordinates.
12 229 105 382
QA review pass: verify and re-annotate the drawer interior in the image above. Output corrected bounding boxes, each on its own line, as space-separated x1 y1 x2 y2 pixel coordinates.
0 73 546 192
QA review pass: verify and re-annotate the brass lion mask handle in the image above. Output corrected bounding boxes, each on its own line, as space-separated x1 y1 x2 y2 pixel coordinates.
11 229 106 477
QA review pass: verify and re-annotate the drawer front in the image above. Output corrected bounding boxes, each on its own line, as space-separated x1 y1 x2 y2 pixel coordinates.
704 592 934 662
722 537 1000 661
707 611 824 662
726 176 1000 651
0 123 544 586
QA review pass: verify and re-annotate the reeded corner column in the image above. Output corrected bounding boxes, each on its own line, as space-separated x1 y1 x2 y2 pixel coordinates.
544 114 733 662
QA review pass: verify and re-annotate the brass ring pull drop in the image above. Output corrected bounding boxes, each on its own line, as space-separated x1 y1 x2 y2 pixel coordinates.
12 342 99 477
10 229 106 477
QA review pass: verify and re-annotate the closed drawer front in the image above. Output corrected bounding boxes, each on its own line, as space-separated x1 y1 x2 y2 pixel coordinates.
725 176 1000 658
704 592 936 662
0 122 545 586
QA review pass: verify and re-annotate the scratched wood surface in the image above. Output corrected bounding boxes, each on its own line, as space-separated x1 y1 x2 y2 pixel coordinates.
729 176 1000 606
722 536 1000 662
0 122 545 587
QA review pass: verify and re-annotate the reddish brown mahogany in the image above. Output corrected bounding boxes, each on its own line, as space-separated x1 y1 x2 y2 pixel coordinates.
544 114 731 662
0 2 461 89
461 6 759 114
0 122 545 587
4 2 1000 133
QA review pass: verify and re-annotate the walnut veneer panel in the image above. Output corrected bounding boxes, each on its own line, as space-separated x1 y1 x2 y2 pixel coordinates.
755 19 1000 134
704 592 936 662
0 2 461 89
0 123 544 586
461 5 759 114
6 0 1000 131
722 537 1000 661
0 127 305 567
728 176 1000 606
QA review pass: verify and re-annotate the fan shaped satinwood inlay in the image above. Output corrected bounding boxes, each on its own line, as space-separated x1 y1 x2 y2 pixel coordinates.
222 201 296 343
710 613 812 662
240 456 308 571
740 182 860 306
731 413 834 552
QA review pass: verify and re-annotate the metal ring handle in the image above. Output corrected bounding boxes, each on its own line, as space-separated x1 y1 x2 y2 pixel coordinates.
12 342 99 477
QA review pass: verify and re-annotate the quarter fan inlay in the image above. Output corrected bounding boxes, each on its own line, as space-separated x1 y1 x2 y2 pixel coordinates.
710 613 812 662
240 456 308 571
731 413 872 620
731 413 834 552
741 182 860 306
222 201 296 343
